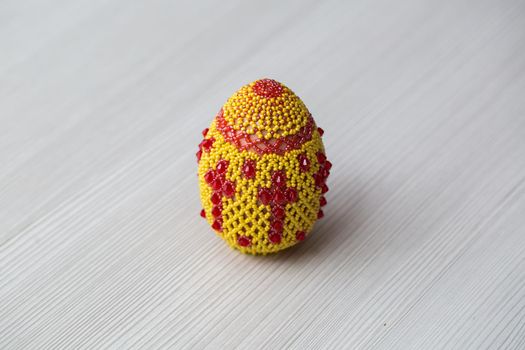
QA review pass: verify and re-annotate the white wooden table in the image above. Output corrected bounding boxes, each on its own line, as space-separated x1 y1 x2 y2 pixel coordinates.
1 0 525 349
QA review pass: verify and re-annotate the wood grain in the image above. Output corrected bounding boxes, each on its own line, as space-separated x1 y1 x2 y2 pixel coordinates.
1 0 525 349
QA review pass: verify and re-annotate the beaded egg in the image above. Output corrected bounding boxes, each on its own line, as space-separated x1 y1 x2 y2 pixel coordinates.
196 79 331 255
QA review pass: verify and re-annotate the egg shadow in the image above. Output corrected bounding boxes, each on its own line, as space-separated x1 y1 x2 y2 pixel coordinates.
261 174 370 264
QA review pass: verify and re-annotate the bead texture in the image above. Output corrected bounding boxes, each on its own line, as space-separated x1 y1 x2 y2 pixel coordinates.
197 79 331 254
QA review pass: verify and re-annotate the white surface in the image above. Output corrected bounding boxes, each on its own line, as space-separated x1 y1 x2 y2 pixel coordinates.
1 0 525 349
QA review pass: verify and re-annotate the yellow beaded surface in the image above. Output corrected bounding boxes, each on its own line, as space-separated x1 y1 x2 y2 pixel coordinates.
222 80 310 140
197 79 329 255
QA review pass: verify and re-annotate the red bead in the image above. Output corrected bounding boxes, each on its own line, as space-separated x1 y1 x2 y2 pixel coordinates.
204 170 215 184
202 128 209 137
273 189 286 205
237 235 251 247
222 181 235 197
252 79 283 98
321 168 330 179
317 152 327 164
305 124 312 137
216 159 229 174
314 173 324 187
320 196 327 207
211 177 223 191
196 150 202 162
324 160 332 171
202 138 215 151
210 192 221 205
272 206 285 220
212 218 223 231
296 231 306 241
242 159 256 179
268 232 282 244
317 127 324 136
258 188 272 205
317 209 324 219
211 205 222 218
272 171 287 188
298 154 310 172
200 209 206 218
271 220 283 232
321 184 329 194
285 188 298 203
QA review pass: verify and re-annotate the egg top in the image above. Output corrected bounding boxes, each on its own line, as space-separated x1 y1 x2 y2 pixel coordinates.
197 78 330 255
215 79 315 157
222 78 311 140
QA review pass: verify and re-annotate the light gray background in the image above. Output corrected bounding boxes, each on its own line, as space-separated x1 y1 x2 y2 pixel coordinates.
1 0 525 349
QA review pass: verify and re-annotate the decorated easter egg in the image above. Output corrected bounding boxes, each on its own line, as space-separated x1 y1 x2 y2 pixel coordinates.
196 79 331 254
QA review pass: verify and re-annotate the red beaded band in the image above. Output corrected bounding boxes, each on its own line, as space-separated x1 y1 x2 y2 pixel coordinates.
215 108 316 155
